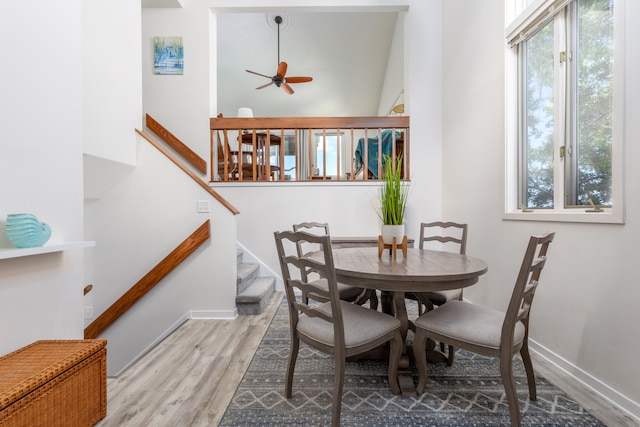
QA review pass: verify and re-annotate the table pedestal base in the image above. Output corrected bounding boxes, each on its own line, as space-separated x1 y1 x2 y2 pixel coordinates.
347 290 450 397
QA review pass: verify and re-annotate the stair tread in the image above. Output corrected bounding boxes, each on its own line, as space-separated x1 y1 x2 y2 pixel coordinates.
237 262 260 295
236 277 275 303
237 263 259 279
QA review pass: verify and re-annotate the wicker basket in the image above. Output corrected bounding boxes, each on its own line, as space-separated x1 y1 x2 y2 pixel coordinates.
0 340 107 427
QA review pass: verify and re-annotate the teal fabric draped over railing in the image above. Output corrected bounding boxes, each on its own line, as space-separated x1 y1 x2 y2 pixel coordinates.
354 130 402 178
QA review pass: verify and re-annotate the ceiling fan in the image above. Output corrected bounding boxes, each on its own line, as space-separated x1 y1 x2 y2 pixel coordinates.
245 15 313 95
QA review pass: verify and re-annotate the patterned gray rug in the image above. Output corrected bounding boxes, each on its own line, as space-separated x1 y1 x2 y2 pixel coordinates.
220 299 605 426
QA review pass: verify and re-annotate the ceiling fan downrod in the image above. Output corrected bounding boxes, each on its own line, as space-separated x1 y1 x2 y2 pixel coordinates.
275 15 282 67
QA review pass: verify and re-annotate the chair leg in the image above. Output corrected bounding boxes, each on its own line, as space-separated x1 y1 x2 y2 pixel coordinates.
499 355 521 427
285 337 299 398
332 355 346 427
354 289 378 310
415 293 434 316
446 344 455 367
369 290 379 310
387 331 403 395
520 340 537 400
413 329 429 394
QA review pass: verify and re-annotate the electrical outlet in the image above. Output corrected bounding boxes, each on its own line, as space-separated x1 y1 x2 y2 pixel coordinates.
84 306 94 320
197 200 210 213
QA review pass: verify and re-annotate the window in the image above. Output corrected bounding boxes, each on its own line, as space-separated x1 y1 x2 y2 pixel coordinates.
505 0 624 223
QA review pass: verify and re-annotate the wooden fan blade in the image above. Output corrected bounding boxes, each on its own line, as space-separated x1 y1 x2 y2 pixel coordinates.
246 69 272 79
256 82 274 90
285 76 313 84
282 83 294 95
276 62 288 79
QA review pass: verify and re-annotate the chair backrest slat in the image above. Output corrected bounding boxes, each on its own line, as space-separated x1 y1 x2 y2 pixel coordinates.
292 222 333 299
502 232 555 349
293 222 331 264
419 221 468 254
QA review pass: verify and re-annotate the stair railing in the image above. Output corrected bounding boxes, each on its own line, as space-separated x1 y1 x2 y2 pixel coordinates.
84 220 211 339
210 116 410 182
146 113 207 175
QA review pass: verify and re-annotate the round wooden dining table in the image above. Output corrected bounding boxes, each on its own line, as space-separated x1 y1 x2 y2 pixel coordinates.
329 246 488 396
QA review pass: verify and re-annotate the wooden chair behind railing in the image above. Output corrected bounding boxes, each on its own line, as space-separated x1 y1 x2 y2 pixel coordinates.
210 116 410 183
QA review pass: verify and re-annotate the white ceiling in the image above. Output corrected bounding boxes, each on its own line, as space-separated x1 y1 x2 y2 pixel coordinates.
216 12 399 118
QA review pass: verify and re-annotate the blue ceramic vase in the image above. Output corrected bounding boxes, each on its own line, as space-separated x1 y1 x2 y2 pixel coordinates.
5 213 52 248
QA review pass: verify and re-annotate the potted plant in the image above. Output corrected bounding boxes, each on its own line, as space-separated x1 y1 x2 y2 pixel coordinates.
378 154 409 245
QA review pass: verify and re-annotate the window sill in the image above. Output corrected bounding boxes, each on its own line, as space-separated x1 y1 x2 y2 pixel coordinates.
502 210 624 224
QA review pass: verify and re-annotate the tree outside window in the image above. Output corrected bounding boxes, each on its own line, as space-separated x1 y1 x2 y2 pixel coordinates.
517 0 614 210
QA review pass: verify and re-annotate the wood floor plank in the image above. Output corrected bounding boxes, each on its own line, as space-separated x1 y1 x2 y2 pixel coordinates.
97 291 283 427
97 291 633 426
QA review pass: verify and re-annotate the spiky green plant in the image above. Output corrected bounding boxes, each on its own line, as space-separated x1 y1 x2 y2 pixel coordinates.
378 154 409 225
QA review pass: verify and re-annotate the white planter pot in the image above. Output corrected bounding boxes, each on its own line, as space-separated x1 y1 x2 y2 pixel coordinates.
381 224 405 245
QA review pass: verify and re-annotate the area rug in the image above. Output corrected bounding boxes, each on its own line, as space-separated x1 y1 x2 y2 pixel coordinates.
220 299 605 426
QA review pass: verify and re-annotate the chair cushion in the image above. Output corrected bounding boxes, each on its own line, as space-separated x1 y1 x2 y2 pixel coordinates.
414 300 525 350
307 278 364 301
297 301 400 349
423 289 462 304
337 283 366 300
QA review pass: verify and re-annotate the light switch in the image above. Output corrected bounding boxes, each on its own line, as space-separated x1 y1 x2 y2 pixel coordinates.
197 200 210 213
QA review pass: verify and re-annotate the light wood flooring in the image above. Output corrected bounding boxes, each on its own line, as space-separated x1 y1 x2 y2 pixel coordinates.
97 291 634 426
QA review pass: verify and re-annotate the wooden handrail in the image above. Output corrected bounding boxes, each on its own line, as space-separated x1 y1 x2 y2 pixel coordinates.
84 220 211 339
209 116 409 130
146 114 208 175
136 128 240 215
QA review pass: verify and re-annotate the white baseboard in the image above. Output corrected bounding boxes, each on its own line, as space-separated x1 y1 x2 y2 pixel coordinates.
190 309 237 319
530 339 640 424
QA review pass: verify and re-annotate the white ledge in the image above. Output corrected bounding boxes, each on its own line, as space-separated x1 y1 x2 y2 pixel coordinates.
0 241 96 260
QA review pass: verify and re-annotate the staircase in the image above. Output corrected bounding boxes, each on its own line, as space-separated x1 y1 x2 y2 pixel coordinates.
235 248 275 315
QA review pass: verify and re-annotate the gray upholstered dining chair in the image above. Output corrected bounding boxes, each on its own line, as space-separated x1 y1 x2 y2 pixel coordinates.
274 230 403 427
293 221 378 309
407 221 468 365
413 232 555 427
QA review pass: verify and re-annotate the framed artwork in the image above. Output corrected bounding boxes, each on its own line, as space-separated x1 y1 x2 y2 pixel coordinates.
153 36 184 75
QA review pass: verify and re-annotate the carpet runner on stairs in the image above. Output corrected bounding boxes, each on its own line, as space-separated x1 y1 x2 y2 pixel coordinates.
235 247 275 315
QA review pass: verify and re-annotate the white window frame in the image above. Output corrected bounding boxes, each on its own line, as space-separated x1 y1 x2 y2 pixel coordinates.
504 0 625 224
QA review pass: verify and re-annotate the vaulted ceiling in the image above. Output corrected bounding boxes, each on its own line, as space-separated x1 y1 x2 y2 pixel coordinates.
216 12 399 118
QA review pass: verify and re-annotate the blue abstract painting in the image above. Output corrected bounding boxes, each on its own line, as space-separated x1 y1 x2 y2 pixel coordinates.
153 37 184 75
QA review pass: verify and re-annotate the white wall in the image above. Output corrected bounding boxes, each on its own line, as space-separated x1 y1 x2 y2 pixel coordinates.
143 0 213 161
81 0 239 375
378 12 405 116
85 136 237 374
209 0 443 284
0 2 86 355
442 0 640 419
82 1 141 165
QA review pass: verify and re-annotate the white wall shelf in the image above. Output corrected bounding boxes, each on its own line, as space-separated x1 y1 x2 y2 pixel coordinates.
0 241 95 260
